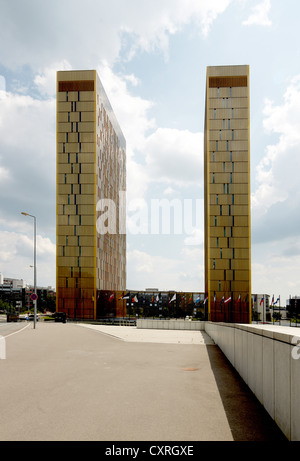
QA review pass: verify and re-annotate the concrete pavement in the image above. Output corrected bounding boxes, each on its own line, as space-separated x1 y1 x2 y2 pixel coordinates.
78 323 214 344
0 322 286 441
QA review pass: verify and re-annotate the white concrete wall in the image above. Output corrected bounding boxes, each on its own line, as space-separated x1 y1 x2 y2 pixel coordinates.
204 322 300 441
136 319 205 330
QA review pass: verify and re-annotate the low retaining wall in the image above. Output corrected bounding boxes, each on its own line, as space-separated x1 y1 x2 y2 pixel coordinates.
137 319 300 440
205 322 300 441
136 319 205 330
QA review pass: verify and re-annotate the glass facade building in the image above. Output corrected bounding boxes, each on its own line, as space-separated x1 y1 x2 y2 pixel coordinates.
56 70 126 320
97 291 207 321
204 65 251 323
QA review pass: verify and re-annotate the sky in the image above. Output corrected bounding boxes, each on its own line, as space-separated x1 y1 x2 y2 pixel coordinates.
0 0 299 305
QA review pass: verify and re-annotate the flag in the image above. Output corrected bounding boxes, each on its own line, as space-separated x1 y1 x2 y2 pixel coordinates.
224 296 231 304
119 292 130 300
260 296 264 306
155 294 159 303
195 296 200 305
270 295 274 306
109 293 114 302
204 297 208 304
169 294 176 304
132 295 138 303
274 297 280 305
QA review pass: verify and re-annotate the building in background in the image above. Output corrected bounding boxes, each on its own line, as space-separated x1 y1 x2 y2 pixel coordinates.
2 277 26 289
98 290 207 321
286 296 300 319
56 70 126 320
0 275 55 314
204 65 251 323
252 294 270 322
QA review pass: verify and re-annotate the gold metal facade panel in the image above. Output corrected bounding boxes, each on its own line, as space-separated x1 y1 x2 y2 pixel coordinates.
58 80 94 92
56 70 126 319
204 65 251 323
95 74 126 293
209 76 248 88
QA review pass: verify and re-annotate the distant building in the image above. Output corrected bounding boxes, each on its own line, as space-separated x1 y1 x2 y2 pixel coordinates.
286 296 300 318
3 278 26 289
0 275 55 312
252 294 270 322
97 290 207 320
56 70 126 320
204 65 251 323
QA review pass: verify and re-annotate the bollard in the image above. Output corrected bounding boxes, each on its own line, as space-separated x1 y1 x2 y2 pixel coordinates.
0 335 6 360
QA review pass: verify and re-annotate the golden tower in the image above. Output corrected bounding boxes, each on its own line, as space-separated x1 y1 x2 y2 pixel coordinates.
204 65 251 323
56 70 126 319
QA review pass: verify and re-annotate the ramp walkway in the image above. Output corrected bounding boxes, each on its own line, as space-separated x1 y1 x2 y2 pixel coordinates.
0 322 286 441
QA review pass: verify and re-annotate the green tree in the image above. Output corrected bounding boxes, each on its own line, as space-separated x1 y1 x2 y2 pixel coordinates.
0 298 14 312
272 311 282 321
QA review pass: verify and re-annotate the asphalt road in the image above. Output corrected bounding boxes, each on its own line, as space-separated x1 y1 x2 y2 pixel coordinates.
0 322 287 441
0 319 31 338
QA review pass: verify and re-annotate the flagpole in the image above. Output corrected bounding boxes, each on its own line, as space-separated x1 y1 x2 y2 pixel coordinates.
214 293 216 322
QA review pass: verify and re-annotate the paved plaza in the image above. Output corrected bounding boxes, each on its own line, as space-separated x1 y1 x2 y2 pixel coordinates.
0 321 287 441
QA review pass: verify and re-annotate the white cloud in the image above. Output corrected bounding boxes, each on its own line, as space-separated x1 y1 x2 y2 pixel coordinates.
0 75 6 100
127 245 204 292
163 187 176 196
0 230 55 287
144 128 203 187
251 74 300 302
98 65 204 205
184 227 204 246
0 88 56 259
0 165 10 182
120 0 233 60
98 63 156 154
252 74 300 218
252 239 300 304
34 60 72 97
95 62 156 205
0 0 233 71
243 0 272 26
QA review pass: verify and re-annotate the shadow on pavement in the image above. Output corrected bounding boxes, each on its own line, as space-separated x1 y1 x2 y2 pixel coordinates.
206 344 287 441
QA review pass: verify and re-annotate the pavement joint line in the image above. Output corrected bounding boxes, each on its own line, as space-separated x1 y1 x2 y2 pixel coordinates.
1 322 31 338
77 323 215 345
77 323 126 342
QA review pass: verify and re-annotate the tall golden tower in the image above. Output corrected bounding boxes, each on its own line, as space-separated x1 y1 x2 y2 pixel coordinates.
204 65 251 323
56 70 126 320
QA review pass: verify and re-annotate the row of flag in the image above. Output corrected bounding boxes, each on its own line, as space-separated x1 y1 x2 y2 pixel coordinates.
107 292 203 305
256 295 280 306
108 293 252 304
106 294 281 310
270 295 280 306
208 294 249 304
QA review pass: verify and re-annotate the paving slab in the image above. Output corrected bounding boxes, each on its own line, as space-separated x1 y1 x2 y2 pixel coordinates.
78 323 215 344
0 322 287 441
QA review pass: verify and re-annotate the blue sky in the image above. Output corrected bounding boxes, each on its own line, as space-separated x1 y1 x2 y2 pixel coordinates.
0 0 299 304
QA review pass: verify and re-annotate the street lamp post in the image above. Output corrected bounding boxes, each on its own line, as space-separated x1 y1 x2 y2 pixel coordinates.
21 212 37 329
